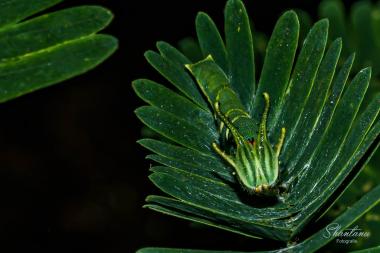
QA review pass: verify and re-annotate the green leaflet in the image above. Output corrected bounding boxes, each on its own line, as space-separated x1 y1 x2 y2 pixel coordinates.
0 6 113 60
148 167 292 221
196 12 228 73
138 185 380 253
0 1 117 102
282 54 355 181
291 120 380 232
225 0 255 111
147 155 233 183
294 9 312 43
0 0 62 28
149 167 243 202
287 114 380 238
280 39 342 168
288 68 371 203
132 79 215 133
135 106 216 155
253 11 299 132
145 50 208 110
145 198 262 239
270 19 329 143
302 93 380 205
157 41 192 66
138 139 234 182
149 170 293 241
0 35 116 101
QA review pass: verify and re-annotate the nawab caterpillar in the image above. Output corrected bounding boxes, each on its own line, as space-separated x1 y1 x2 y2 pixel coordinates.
185 55 256 141
186 55 286 196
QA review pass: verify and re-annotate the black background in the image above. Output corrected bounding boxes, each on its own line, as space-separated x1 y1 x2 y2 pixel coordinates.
0 0 363 252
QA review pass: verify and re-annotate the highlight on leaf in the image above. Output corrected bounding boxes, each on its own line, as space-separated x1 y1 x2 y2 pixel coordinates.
0 0 118 103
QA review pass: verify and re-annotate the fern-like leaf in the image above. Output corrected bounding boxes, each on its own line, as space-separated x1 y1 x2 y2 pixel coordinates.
134 0 380 252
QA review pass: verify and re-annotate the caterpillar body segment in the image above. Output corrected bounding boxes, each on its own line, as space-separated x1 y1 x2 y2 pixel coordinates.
185 55 257 140
186 56 286 195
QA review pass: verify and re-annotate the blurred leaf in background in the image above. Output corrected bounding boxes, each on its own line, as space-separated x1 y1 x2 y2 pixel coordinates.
316 1 380 251
0 0 118 102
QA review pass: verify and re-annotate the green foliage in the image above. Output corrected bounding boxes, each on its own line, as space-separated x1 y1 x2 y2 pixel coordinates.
319 0 380 76
137 186 380 252
134 0 380 252
178 37 203 64
315 1 380 250
0 0 117 102
325 163 380 251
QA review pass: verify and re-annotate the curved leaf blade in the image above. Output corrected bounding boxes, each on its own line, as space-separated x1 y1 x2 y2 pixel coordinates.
224 0 255 111
253 11 299 129
304 94 380 220
283 54 355 181
196 12 228 73
0 35 117 102
138 138 233 181
145 50 208 110
135 106 216 154
289 68 371 203
148 167 295 228
138 185 380 253
280 39 342 167
157 41 192 66
145 196 261 239
0 0 62 28
133 79 215 132
0 6 113 60
148 174 292 240
292 119 380 231
270 19 329 143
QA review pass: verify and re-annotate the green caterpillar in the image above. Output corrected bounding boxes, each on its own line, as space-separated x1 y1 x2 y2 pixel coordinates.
186 56 286 195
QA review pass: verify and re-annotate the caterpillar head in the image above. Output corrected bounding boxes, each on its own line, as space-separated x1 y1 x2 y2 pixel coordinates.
212 93 286 195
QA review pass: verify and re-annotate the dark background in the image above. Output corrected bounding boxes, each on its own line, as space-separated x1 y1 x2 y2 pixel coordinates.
0 0 363 252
